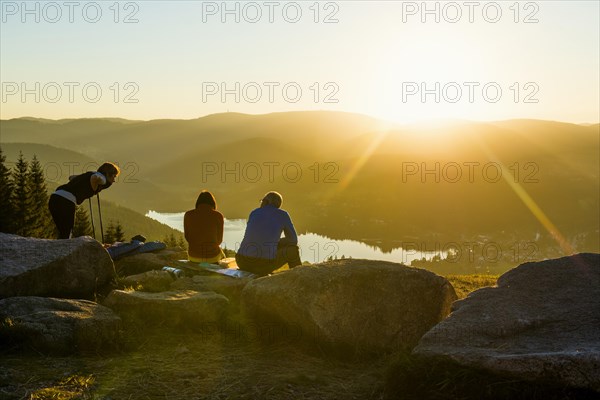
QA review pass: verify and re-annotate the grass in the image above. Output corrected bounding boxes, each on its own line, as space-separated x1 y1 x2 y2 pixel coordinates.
29 374 95 400
4 332 593 400
0 328 389 399
445 274 499 299
3 273 585 400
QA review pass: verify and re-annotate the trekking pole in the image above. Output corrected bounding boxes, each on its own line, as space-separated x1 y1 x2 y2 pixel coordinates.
88 198 96 240
96 194 105 244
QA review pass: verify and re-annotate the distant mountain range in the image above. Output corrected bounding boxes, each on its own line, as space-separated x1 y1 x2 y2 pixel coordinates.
2 112 598 264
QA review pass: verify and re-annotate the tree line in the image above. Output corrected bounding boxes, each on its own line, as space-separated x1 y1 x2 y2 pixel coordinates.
0 147 55 238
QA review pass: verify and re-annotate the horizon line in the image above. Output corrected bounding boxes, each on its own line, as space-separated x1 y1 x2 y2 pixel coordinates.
1 111 599 127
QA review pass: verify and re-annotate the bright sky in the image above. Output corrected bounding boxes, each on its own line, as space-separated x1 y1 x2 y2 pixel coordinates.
1 0 598 123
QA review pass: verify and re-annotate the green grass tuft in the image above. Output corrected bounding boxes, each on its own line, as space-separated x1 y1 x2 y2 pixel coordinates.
445 274 499 299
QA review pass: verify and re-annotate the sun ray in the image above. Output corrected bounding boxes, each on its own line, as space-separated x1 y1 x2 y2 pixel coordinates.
475 136 575 255
324 131 389 201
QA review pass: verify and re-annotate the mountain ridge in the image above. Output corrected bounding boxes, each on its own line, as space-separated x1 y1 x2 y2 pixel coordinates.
2 111 598 265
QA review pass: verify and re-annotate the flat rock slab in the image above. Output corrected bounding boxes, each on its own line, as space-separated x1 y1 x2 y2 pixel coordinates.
0 296 121 354
171 275 250 304
114 249 188 277
241 259 457 354
414 253 600 391
120 270 174 292
114 253 167 276
103 289 229 328
0 233 115 299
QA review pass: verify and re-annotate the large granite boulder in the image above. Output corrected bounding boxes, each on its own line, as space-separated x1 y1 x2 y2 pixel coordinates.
103 289 229 328
413 253 600 391
0 233 115 299
0 296 121 354
241 259 457 354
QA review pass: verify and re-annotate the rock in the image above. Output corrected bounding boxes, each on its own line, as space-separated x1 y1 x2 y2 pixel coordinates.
241 259 457 354
114 252 167 276
0 296 121 354
171 275 250 304
103 289 229 328
413 253 600 391
159 248 189 261
120 270 174 292
113 249 190 276
0 233 115 300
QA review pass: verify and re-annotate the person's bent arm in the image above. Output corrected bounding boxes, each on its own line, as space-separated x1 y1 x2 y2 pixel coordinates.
90 173 106 192
282 212 298 244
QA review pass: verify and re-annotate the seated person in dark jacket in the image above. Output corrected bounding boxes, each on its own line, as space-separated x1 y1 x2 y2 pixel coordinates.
235 191 301 276
184 190 225 263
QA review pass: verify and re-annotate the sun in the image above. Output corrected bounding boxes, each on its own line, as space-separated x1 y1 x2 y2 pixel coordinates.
368 26 493 124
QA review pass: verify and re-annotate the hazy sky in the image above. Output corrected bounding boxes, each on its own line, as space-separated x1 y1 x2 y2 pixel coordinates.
1 0 598 123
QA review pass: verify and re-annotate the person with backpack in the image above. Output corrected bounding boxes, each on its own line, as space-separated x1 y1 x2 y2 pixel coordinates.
48 162 120 239
184 190 225 263
235 191 302 276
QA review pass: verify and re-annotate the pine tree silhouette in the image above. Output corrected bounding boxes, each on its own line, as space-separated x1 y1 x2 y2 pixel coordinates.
113 221 125 242
0 147 16 234
27 155 54 238
177 235 187 250
12 152 31 237
163 232 178 247
73 206 94 237
104 221 117 244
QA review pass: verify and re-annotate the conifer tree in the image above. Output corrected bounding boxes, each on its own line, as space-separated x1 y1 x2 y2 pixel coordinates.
27 155 54 238
73 206 94 237
0 147 16 233
163 232 178 247
104 221 117 244
177 235 187 250
12 152 31 237
113 221 125 242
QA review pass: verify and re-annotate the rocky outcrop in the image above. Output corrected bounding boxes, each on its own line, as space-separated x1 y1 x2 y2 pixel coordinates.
120 270 174 292
241 259 457 355
0 296 121 354
0 233 115 299
103 289 229 328
413 253 600 391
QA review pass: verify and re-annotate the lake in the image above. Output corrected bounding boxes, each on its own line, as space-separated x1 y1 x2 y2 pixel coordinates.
146 210 443 264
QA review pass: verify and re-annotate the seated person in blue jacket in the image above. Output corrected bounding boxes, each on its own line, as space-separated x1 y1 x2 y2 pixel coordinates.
235 191 302 276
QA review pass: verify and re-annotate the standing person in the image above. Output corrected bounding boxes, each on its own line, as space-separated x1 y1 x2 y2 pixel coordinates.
236 191 301 276
48 162 120 239
184 190 225 263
